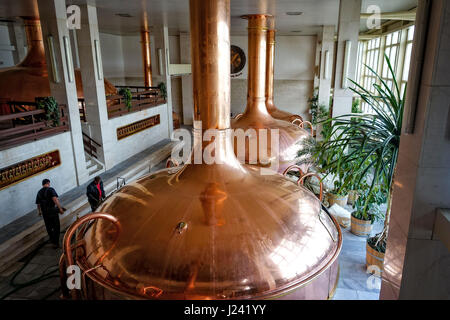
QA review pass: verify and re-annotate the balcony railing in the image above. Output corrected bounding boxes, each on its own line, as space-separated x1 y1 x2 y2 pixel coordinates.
107 86 166 119
0 102 69 150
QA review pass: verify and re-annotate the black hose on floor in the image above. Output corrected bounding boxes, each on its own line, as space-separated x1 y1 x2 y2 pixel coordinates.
0 238 62 300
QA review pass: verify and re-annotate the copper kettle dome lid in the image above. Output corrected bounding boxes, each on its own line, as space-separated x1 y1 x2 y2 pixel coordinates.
0 18 116 103
81 153 341 299
68 0 341 300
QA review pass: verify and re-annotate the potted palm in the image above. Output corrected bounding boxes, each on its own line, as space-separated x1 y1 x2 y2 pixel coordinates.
319 54 406 272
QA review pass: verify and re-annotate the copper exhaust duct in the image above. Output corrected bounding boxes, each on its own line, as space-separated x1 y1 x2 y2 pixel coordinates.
140 29 153 87
265 27 303 123
0 17 117 111
231 15 311 174
60 0 341 300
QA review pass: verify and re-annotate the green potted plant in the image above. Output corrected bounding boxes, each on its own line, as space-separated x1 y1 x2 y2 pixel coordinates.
158 82 167 100
309 88 330 138
319 54 406 272
35 96 60 127
118 88 133 112
351 183 387 236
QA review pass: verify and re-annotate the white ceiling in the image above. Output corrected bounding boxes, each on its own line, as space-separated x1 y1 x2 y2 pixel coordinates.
0 0 418 36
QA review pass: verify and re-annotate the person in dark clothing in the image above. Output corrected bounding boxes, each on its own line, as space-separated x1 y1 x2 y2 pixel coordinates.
35 179 65 248
86 176 106 212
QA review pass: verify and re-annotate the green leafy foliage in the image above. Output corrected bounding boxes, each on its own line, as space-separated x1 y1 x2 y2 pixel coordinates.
309 88 330 127
295 135 318 168
316 55 405 222
367 235 386 253
35 96 60 127
352 183 387 223
119 88 133 111
352 98 362 114
158 82 167 99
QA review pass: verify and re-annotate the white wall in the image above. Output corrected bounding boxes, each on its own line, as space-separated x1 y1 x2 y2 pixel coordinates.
0 132 77 228
230 35 316 120
104 103 169 168
97 32 317 134
99 32 125 83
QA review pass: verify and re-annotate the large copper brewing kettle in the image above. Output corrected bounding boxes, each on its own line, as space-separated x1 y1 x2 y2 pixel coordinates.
60 0 341 300
231 15 311 174
0 18 116 109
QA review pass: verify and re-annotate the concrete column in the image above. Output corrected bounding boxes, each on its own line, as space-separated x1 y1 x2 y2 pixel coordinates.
76 3 111 168
70 29 80 69
180 32 193 125
332 0 362 117
153 25 174 136
318 26 335 109
8 22 27 64
380 0 450 300
37 0 89 185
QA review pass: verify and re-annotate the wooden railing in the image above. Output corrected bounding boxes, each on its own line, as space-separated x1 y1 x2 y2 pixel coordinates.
6 101 37 115
0 103 69 150
82 132 101 160
107 86 166 119
114 85 160 93
78 99 87 122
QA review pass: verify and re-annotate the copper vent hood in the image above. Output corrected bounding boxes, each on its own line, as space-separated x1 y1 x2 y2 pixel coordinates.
59 0 341 300
231 14 311 174
0 18 117 110
265 25 303 123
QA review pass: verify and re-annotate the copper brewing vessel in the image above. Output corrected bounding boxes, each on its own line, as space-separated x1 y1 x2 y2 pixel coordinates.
265 28 303 123
60 0 341 300
0 18 117 109
231 15 310 174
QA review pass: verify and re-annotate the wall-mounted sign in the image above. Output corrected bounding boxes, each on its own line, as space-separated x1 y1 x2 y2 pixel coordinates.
230 45 246 78
0 150 61 190
117 114 161 140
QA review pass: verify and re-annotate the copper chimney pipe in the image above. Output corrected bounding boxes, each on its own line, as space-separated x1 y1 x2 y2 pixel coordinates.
140 29 153 87
243 14 270 117
231 14 311 173
61 0 341 300
265 27 303 123
190 0 230 131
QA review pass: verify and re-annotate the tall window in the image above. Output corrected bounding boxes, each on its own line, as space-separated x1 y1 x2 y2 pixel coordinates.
356 25 415 113
382 30 401 90
400 26 415 95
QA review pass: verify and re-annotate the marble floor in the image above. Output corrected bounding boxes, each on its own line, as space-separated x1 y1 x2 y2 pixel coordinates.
332 219 383 300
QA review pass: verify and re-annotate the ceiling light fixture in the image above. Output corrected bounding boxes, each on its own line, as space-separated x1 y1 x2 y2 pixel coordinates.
115 13 133 18
286 12 303 16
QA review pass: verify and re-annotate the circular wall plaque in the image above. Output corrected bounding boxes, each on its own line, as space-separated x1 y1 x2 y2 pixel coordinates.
230 45 246 76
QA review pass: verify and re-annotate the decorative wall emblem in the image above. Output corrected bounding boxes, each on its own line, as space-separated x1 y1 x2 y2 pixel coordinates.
230 45 246 78
0 150 61 190
116 114 160 140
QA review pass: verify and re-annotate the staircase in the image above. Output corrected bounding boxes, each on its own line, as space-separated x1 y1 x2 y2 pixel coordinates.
82 132 105 178
85 153 104 178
